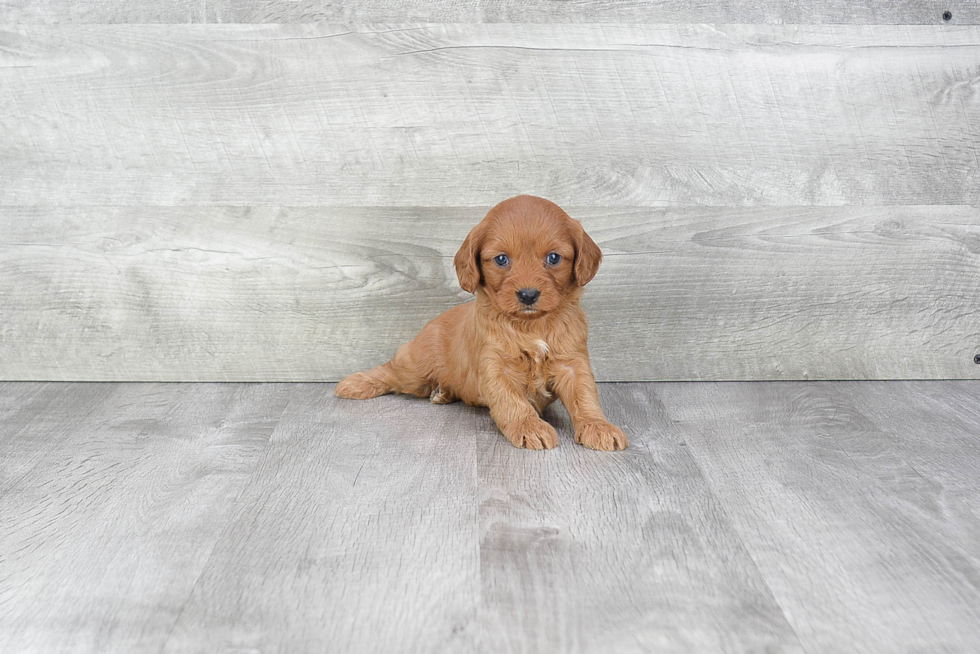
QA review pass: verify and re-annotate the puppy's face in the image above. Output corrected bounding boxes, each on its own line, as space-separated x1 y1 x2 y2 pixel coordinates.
453 195 602 320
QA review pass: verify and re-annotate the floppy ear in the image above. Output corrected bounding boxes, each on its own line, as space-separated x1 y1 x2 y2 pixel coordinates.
453 220 487 294
572 219 602 286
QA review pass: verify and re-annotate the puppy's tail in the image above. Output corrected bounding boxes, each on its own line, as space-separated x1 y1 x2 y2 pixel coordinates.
335 363 396 400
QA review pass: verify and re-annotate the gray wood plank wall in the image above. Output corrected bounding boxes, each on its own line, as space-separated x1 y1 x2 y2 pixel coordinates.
1 12 978 381
2 206 978 381
3 24 980 206
2 1 978 24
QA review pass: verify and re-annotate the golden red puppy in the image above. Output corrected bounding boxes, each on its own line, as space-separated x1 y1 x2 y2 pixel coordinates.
335 195 627 451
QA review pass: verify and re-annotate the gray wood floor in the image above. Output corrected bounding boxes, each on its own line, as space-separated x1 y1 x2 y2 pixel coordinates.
1 381 978 653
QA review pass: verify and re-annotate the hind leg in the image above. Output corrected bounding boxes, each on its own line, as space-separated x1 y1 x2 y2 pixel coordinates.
429 385 457 404
335 363 397 399
335 342 432 400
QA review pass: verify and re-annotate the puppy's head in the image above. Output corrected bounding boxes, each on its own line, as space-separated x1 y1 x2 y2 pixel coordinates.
453 195 602 319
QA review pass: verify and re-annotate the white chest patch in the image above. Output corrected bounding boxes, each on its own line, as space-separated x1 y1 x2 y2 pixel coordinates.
519 339 553 405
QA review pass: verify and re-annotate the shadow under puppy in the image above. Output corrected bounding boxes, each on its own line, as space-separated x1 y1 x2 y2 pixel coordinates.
336 195 627 451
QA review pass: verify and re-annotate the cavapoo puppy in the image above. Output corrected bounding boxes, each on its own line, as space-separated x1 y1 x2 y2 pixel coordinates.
335 195 628 451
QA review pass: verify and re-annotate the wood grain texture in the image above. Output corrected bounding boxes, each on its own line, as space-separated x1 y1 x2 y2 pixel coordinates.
824 380 980 489
823 381 980 554
2 24 978 206
477 385 805 653
2 205 977 382
0 381 114 498
0 382 294 654
2 0 978 24
162 384 481 653
656 381 980 653
4 380 980 652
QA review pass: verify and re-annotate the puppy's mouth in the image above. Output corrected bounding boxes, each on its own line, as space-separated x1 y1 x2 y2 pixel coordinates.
518 306 543 317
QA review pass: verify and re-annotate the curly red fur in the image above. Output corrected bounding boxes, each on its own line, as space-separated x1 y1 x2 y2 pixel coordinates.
335 195 627 451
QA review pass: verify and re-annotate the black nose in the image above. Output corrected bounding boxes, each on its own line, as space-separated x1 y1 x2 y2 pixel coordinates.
517 288 540 306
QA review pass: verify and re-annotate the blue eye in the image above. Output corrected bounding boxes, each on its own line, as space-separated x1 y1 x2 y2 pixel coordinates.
494 254 509 267
546 252 562 265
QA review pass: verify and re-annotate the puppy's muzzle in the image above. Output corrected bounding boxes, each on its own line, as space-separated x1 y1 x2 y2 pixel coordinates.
517 288 540 306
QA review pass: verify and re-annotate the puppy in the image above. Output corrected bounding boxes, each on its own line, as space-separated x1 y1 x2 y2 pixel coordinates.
335 195 628 451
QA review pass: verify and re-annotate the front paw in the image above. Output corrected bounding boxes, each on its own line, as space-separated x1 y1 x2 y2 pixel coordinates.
576 421 628 451
504 417 559 450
